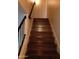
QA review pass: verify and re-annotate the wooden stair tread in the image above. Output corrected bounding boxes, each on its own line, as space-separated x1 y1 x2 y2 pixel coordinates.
25 56 60 59
25 18 60 59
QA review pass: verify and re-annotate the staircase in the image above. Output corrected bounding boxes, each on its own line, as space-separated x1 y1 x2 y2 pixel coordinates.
25 18 60 59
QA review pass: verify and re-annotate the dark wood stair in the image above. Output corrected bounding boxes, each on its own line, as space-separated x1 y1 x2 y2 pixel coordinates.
25 18 60 59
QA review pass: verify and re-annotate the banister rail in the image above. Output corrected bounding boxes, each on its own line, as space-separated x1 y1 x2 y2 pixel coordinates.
18 16 26 32
18 16 26 56
29 2 35 19
18 34 26 56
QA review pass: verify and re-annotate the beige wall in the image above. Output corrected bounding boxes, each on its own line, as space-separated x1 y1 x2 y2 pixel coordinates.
47 0 60 52
32 0 47 18
19 0 47 18
19 0 33 14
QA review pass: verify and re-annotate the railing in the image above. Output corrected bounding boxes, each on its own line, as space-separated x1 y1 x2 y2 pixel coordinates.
18 2 35 56
18 34 26 55
29 2 35 19
18 16 26 56
18 16 26 32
